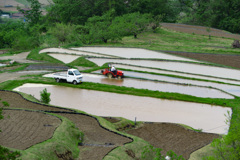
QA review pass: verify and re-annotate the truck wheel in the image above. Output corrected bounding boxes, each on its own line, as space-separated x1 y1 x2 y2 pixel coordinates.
56 78 60 83
107 73 112 79
73 80 77 85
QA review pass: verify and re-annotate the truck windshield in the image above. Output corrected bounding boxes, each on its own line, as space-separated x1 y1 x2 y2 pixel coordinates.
73 70 81 76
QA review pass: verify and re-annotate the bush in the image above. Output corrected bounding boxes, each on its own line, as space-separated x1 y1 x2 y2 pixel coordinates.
40 88 51 104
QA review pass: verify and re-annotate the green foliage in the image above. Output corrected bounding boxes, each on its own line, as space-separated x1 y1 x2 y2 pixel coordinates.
0 146 20 160
40 88 51 104
178 0 240 33
1 101 9 107
18 0 42 26
47 23 79 45
112 12 152 38
141 145 185 160
85 10 118 43
0 21 26 48
47 0 177 25
207 110 240 159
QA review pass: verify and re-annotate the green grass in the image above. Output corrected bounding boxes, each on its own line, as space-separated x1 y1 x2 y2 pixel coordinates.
1 78 239 159
95 28 240 55
27 48 64 64
68 57 98 67
15 0 30 6
18 113 82 160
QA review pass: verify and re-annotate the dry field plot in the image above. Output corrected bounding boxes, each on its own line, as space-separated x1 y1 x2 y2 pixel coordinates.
0 109 61 150
0 90 220 159
161 23 240 39
126 123 219 159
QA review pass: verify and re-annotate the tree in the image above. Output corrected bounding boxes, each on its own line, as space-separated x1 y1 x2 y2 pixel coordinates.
40 88 51 104
112 12 152 38
18 0 42 26
47 23 80 45
178 0 240 33
85 10 118 43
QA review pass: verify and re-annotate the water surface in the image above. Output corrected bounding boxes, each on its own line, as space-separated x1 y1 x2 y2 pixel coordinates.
87 58 240 81
14 83 231 134
73 47 197 62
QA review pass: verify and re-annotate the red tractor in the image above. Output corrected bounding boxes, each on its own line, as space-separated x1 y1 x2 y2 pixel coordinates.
101 67 124 79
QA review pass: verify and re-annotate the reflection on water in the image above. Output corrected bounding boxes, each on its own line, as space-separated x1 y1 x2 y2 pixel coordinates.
112 64 240 85
87 58 240 81
73 47 197 62
117 70 240 97
14 83 231 134
81 73 233 99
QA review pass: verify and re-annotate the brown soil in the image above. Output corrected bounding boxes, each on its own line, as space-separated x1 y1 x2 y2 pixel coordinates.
103 117 120 123
160 23 240 69
0 109 61 150
0 91 132 160
161 23 240 39
126 123 219 159
163 50 240 69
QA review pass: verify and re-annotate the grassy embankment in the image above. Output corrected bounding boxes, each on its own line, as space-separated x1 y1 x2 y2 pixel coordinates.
102 27 240 55
1 27 240 159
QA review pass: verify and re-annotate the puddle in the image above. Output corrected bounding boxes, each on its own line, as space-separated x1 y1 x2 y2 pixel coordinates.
0 63 6 67
82 73 233 99
14 83 231 134
87 58 240 81
39 48 113 57
48 53 80 63
72 47 198 62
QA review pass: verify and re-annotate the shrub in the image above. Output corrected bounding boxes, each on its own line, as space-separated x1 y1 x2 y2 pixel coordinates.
40 88 51 104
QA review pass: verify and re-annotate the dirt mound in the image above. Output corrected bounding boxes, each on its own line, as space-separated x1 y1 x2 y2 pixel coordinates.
126 123 219 159
0 109 61 150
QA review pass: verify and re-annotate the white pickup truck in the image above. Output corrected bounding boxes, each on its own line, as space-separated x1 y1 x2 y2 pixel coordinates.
53 69 83 85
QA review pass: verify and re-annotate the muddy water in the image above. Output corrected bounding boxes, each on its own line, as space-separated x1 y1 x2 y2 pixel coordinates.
43 73 234 98
39 48 113 57
80 73 233 99
112 64 240 85
72 47 198 62
117 71 240 97
87 58 240 81
48 53 80 63
14 83 231 134
91 70 240 97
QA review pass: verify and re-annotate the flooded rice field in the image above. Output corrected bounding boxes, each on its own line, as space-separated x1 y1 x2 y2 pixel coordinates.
48 53 80 63
87 58 240 81
39 48 113 57
107 70 240 97
72 47 198 62
50 73 233 99
14 83 231 135
111 64 240 85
